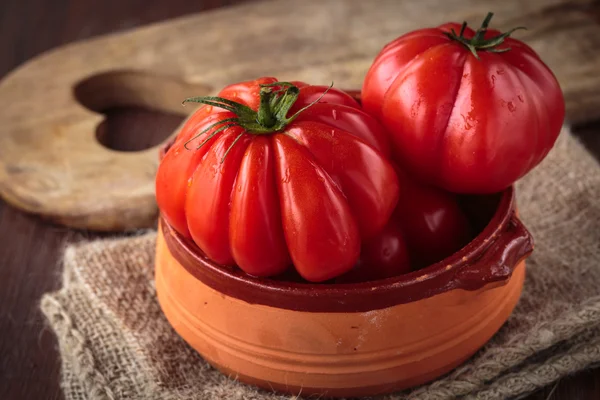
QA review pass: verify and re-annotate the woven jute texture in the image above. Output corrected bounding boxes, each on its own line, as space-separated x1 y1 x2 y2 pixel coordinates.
41 127 600 400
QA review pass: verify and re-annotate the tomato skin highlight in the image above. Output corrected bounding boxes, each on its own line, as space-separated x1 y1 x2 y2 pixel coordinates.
293 85 361 111
155 111 229 238
185 128 250 266
229 137 290 277
362 20 565 194
156 77 399 282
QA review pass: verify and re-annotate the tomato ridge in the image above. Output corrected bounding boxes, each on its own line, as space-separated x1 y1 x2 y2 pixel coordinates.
438 52 469 186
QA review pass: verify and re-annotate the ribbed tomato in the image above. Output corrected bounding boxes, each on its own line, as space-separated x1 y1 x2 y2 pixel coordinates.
362 13 565 193
156 77 399 282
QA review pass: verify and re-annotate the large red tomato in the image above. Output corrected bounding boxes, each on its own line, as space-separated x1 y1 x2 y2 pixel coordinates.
156 77 399 282
362 13 565 193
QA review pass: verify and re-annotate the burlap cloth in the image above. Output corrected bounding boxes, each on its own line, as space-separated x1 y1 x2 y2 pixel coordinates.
40 127 600 400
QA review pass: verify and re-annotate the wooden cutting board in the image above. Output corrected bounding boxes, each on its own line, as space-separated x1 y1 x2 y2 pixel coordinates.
0 0 599 231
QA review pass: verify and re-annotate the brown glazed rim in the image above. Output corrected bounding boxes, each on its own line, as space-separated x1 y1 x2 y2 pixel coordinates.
158 156 534 314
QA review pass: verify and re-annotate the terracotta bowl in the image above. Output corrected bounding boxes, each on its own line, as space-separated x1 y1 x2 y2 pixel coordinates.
155 180 533 397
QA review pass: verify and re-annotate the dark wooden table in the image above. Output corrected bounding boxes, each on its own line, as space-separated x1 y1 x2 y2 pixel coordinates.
0 1 599 399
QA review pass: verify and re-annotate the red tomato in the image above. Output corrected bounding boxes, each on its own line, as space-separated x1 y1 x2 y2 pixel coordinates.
362 13 565 193
393 167 472 269
337 166 472 282
335 221 411 283
156 77 399 282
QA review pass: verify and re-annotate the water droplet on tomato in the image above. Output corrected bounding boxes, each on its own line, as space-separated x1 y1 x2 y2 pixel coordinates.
491 75 496 88
211 163 221 177
332 109 338 120
518 95 524 103
281 168 291 183
205 105 213 113
462 113 475 130
331 130 335 137
497 69 505 75
507 102 516 112
342 235 349 247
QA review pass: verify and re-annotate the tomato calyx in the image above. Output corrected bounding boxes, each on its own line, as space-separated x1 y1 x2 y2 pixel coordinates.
181 82 332 162
446 12 526 60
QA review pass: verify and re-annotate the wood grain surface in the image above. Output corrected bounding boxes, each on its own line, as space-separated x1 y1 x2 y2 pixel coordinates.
0 1 599 399
1 0 600 231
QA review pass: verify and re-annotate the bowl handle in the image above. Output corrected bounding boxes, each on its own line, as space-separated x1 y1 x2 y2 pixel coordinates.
454 213 534 291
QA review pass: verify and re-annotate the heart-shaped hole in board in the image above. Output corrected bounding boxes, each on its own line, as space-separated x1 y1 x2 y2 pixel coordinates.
73 70 212 151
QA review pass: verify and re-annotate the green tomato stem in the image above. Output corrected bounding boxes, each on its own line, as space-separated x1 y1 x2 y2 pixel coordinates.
446 12 526 60
180 81 333 162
